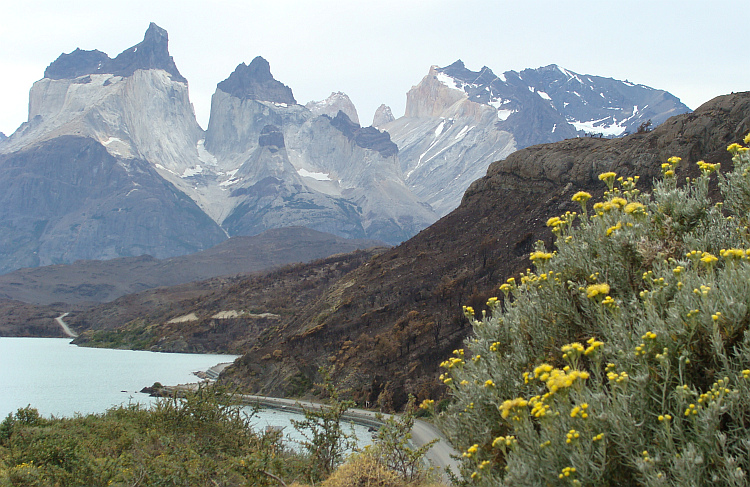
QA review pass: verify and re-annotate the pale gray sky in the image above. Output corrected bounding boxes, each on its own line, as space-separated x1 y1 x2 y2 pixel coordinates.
1 0 746 135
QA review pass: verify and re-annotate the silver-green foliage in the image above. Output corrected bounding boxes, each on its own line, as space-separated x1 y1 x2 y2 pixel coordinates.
436 144 750 486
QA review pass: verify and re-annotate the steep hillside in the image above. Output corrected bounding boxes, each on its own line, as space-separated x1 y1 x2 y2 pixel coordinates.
68 248 385 355
223 92 750 409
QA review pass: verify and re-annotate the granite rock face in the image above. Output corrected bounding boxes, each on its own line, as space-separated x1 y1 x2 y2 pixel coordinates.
205 65 436 244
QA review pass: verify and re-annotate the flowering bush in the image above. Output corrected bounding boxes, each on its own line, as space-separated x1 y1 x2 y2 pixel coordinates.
433 139 750 486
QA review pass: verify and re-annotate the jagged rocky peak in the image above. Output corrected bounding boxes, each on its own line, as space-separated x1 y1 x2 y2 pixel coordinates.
372 104 395 127
44 22 186 83
306 92 359 125
216 56 296 104
328 111 398 158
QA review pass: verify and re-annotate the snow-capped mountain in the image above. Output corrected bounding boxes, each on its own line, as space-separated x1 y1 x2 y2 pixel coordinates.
0 25 691 273
380 60 690 216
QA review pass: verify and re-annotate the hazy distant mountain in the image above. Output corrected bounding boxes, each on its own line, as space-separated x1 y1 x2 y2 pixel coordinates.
0 227 387 305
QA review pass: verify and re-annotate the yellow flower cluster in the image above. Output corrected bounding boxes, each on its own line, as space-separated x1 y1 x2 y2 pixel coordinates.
463 444 479 458
598 172 617 191
607 370 629 383
720 248 748 259
571 191 592 203
419 399 435 410
606 221 622 236
440 356 464 369
546 368 589 393
592 433 604 442
484 379 495 388
492 435 517 448
559 466 577 479
529 395 551 418
624 201 646 215
570 403 589 419
684 403 699 416
561 342 584 359
686 250 718 265
584 337 604 355
565 429 580 444
529 251 554 262
586 283 610 298
697 378 735 407
499 397 529 419
728 143 744 154
693 285 711 296
658 414 672 422
742 369 750 379
697 160 720 173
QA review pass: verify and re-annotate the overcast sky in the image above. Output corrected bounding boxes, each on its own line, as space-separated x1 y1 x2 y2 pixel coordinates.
1 0 746 135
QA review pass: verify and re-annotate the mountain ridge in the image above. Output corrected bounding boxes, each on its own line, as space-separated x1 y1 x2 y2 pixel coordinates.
0 24 690 274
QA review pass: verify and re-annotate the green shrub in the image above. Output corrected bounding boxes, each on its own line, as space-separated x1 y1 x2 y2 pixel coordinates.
434 139 750 485
0 385 301 486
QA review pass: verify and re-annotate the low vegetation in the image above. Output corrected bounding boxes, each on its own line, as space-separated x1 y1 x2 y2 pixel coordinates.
0 383 442 487
431 138 750 485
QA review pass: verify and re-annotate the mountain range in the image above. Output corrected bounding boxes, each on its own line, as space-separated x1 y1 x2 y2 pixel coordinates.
55 91 748 409
0 23 689 274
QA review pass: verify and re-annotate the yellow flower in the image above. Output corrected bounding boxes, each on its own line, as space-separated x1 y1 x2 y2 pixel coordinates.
624 202 645 214
728 143 743 154
697 160 719 173
546 216 562 227
668 156 682 165
606 222 622 236
598 172 617 182
586 283 610 298
609 197 627 208
529 251 554 262
572 191 592 204
419 399 434 410
700 253 718 265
